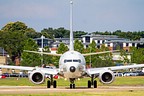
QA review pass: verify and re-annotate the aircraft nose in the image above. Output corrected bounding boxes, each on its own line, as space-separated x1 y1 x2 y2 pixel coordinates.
69 66 76 73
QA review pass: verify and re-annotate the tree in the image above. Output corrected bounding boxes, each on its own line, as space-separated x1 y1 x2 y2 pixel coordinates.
43 46 53 65
0 31 27 65
1 21 27 33
74 39 84 53
85 40 97 67
130 47 144 64
24 28 40 38
74 31 87 38
57 43 68 54
54 43 68 67
85 40 114 67
120 49 130 64
41 27 70 39
21 38 41 66
0 21 36 65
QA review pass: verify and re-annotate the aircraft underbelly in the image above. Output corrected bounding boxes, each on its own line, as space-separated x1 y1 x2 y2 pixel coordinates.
64 71 81 78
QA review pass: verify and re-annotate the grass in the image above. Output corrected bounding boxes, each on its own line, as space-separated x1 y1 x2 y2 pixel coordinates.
1 91 144 96
1 76 144 86
0 76 144 96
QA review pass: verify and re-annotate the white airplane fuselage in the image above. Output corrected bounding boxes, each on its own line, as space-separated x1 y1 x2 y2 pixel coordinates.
59 51 86 79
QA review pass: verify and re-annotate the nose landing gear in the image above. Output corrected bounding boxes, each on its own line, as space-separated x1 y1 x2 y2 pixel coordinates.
69 78 76 89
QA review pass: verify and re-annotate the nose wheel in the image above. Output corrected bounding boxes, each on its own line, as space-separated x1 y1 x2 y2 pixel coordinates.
70 84 75 89
69 78 76 89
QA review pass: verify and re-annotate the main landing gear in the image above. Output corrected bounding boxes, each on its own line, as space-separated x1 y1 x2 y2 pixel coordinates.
88 75 97 88
47 75 57 88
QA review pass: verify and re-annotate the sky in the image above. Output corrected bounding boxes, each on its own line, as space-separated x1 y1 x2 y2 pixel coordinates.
0 0 144 32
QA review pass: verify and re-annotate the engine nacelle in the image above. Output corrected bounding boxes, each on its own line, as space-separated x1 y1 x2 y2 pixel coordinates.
29 70 45 84
98 70 115 84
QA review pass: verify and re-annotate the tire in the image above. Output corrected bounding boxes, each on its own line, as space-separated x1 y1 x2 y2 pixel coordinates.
70 84 73 89
53 80 57 88
73 84 75 89
88 80 91 88
47 80 51 88
93 80 97 88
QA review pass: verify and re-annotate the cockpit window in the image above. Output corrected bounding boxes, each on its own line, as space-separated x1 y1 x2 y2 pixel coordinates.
73 60 78 62
73 59 81 63
67 60 72 62
64 59 81 63
64 60 72 63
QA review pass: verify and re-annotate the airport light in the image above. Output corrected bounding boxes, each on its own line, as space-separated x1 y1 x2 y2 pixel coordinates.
41 35 45 65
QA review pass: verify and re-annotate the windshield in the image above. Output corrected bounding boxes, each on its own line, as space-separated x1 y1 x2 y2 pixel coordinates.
64 59 81 63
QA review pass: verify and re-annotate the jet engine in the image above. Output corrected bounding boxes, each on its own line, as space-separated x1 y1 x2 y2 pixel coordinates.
98 70 115 84
29 70 45 84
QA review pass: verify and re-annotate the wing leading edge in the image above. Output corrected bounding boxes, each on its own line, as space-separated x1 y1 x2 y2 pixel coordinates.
24 50 62 56
82 50 119 56
86 64 144 76
0 65 58 75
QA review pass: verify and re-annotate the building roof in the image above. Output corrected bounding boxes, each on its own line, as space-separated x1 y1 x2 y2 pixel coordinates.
34 38 53 41
105 40 144 43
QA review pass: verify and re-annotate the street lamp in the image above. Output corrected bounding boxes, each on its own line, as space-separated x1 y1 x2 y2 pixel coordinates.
41 35 45 65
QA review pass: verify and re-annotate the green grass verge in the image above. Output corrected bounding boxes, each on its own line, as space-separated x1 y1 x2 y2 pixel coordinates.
0 77 144 96
0 91 144 96
0 76 144 86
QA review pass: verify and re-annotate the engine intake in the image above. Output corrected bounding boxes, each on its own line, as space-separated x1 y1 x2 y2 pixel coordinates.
99 70 115 84
29 70 45 84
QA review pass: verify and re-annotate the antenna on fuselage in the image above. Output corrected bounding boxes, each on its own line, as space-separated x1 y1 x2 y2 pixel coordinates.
69 0 74 51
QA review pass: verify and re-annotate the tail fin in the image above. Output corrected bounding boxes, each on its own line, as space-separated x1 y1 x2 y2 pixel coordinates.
69 0 74 51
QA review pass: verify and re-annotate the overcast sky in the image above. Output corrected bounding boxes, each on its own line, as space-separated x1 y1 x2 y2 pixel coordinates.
0 0 144 32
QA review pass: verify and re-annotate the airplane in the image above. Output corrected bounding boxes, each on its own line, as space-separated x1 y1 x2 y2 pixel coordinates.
1 0 144 89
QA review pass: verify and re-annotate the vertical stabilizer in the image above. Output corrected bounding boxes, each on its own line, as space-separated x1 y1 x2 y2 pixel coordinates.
69 0 74 51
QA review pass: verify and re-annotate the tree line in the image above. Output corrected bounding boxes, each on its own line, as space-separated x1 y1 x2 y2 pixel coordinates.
0 21 144 67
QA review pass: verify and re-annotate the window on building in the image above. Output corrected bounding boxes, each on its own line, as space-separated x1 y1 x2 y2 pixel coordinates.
102 40 105 44
97 40 100 44
85 36 90 43
126 43 129 47
132 43 135 47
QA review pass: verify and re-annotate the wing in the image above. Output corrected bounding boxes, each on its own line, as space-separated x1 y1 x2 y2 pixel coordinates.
82 50 119 56
0 65 34 71
86 64 144 75
0 65 58 75
24 50 62 56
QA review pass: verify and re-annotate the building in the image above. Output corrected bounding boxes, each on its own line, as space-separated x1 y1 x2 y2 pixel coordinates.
0 47 7 65
34 36 53 52
82 34 126 49
34 34 144 55
82 34 144 51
